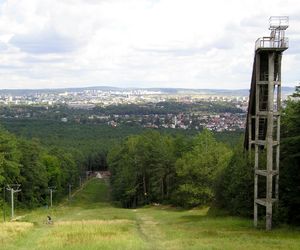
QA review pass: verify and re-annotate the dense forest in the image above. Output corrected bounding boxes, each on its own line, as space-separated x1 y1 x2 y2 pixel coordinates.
108 129 232 208
0 117 241 209
0 119 242 170
0 128 81 208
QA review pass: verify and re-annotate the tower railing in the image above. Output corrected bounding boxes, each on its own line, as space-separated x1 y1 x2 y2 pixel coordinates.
255 37 289 50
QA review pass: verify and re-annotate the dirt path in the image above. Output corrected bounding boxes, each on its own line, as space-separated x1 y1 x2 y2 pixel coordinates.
135 211 165 250
59 177 94 207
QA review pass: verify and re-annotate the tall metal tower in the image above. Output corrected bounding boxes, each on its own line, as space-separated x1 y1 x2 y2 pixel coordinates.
245 16 289 230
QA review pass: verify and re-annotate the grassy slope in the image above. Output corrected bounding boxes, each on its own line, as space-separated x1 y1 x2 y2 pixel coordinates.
1 178 300 250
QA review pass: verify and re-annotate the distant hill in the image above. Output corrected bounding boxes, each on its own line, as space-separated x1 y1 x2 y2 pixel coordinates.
140 87 295 96
0 86 295 97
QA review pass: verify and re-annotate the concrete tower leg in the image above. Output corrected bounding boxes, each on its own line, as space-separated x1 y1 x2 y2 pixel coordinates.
266 52 275 231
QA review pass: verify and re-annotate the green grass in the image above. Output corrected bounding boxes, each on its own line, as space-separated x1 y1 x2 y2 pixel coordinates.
1 178 300 250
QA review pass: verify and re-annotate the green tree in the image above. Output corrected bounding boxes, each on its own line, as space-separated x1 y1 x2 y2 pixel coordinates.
108 131 178 207
17 139 48 207
0 128 21 185
49 148 79 190
174 129 232 207
214 138 253 216
279 85 300 225
108 137 140 207
41 153 62 191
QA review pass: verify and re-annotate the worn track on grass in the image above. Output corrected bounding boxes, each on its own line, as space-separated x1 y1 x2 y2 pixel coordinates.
2 178 300 250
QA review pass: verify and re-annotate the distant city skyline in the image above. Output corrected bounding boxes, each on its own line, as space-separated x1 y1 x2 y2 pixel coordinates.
0 0 299 89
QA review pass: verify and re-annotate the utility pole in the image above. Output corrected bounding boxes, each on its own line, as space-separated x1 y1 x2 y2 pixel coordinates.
6 184 21 220
48 186 56 208
79 176 82 187
2 186 6 222
68 184 72 201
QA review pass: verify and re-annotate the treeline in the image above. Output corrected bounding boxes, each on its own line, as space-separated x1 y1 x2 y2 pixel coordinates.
279 86 300 224
0 127 82 208
0 119 143 171
94 101 243 115
108 129 232 208
1 119 242 170
108 86 300 225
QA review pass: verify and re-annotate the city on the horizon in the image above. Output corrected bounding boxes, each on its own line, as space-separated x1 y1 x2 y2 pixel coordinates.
0 85 295 133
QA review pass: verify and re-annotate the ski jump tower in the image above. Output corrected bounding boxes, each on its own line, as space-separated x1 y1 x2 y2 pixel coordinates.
244 16 289 230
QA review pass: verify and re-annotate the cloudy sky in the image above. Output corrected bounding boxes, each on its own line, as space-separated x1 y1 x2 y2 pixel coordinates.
0 0 299 89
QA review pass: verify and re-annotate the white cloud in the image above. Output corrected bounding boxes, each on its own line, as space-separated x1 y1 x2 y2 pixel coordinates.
0 0 299 89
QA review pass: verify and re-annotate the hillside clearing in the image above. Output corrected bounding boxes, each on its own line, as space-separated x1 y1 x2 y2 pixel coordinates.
1 178 300 250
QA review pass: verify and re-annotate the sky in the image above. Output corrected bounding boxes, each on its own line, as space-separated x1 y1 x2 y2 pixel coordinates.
0 0 299 90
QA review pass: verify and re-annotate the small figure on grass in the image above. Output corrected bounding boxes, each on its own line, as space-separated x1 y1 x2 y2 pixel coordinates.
46 215 53 225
